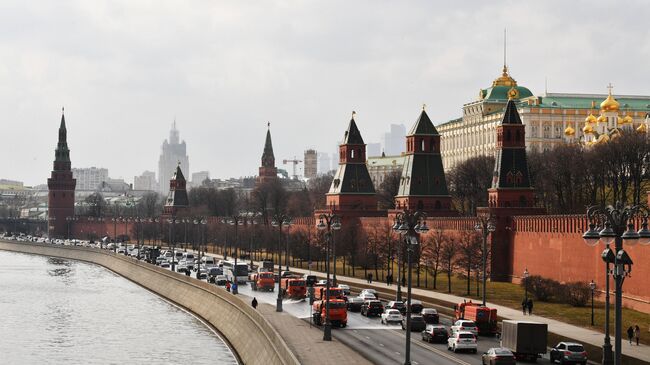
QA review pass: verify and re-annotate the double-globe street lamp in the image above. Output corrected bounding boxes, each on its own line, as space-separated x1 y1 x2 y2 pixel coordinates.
474 216 496 306
583 202 650 365
65 216 78 240
272 213 292 312
194 217 207 279
316 213 341 341
392 210 428 365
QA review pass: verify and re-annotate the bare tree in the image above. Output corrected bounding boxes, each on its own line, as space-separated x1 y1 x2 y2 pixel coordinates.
456 230 482 295
377 170 402 209
421 228 445 289
440 237 458 294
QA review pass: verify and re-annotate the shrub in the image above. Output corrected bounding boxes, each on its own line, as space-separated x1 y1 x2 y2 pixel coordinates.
522 275 560 302
560 282 592 307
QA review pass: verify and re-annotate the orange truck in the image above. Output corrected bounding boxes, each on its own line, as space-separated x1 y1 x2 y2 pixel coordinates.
312 285 345 301
280 277 307 299
312 299 348 327
454 301 498 335
250 271 275 292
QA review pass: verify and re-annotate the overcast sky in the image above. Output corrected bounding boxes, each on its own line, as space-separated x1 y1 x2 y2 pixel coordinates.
2 0 649 186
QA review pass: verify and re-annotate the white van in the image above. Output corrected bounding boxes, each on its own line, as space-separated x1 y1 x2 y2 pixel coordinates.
201 256 216 268
182 253 195 269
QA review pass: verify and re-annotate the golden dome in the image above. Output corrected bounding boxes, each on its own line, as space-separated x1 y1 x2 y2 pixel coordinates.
492 65 518 87
610 129 621 140
622 115 633 124
585 114 597 124
637 123 648 134
597 115 607 123
564 125 576 137
583 124 594 134
600 91 620 112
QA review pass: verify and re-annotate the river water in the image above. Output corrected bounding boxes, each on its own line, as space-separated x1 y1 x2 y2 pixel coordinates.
0 250 238 364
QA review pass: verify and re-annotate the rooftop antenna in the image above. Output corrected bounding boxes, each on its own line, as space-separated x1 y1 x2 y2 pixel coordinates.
545 77 548 95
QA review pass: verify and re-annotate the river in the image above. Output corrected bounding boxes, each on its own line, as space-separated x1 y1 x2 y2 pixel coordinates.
0 250 238 364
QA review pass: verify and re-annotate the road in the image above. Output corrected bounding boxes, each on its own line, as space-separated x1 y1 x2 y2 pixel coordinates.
234 280 555 365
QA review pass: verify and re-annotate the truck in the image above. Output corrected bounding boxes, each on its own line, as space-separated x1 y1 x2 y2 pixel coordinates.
280 277 307 299
454 301 498 335
260 260 274 272
312 285 345 301
500 320 548 362
250 271 275 292
312 299 348 327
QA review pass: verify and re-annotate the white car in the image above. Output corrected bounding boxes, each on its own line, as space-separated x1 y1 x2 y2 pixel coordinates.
450 320 479 336
447 331 477 353
359 288 378 299
358 292 377 301
381 309 403 325
338 284 351 295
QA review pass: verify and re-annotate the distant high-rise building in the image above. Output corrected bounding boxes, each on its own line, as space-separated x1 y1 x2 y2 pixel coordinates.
317 152 331 175
72 167 109 191
382 124 406 156
366 142 381 157
191 171 210 188
158 121 189 196
134 171 157 191
304 149 317 179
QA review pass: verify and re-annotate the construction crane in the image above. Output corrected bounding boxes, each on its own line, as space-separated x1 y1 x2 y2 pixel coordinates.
283 157 303 180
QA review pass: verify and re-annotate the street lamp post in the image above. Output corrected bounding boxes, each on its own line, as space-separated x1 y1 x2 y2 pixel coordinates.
167 218 178 271
195 218 207 279
523 268 529 304
590 280 596 326
583 202 650 365
272 213 292 312
317 213 341 341
392 210 429 365
474 216 496 306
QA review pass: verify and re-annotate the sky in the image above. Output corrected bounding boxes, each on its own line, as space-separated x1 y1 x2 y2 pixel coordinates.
2 0 649 186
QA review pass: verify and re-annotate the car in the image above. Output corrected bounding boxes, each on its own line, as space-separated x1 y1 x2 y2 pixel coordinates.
359 288 378 300
316 279 330 286
347 297 365 312
360 300 384 317
421 308 440 324
447 331 477 353
386 301 407 315
410 299 424 314
207 267 222 283
176 260 189 273
280 271 296 278
338 284 351 296
358 292 376 301
401 315 426 332
451 320 479 336
155 257 166 265
422 324 449 343
160 261 171 269
196 268 208 279
549 342 588 365
482 347 516 365
381 309 403 324
215 275 228 286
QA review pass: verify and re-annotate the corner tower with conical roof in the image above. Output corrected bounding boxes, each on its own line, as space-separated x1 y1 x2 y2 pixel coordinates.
163 163 189 216
47 109 77 238
394 107 455 215
258 123 278 185
326 112 377 212
487 99 535 208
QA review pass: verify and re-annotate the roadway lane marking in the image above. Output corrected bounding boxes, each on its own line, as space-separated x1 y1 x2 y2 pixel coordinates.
392 331 471 365
379 343 384 347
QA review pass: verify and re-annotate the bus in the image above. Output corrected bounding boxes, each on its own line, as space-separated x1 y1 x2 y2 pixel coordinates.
222 261 249 284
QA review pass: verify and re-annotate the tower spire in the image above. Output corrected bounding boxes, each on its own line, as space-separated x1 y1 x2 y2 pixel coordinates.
503 28 507 70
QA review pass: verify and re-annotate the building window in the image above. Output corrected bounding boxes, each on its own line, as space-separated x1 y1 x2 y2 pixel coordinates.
351 150 355 159
421 139 425 151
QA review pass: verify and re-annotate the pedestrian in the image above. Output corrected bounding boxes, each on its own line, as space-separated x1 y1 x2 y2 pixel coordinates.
521 299 527 315
252 297 258 309
634 325 640 346
627 326 634 345
386 273 392 286
527 298 533 315
226 280 231 292
368 273 373 284
232 282 238 295
401 276 406 288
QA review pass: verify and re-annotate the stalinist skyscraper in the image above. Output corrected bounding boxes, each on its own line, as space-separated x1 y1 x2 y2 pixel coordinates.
158 121 189 196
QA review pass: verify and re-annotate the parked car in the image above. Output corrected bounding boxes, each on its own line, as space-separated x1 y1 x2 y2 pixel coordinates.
381 309 403 325
421 324 449 343
401 315 426 332
360 300 384 317
359 289 378 300
549 342 587 365
447 331 478 353
421 308 440 324
410 299 424 314
347 297 365 312
451 320 479 336
481 347 516 365
386 301 407 315
358 292 377 301
338 284 351 296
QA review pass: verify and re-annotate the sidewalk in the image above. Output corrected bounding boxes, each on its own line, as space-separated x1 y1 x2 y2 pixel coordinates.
285 264 650 364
